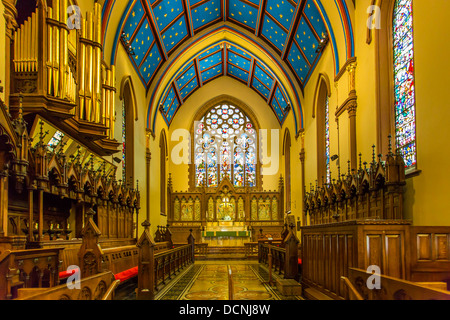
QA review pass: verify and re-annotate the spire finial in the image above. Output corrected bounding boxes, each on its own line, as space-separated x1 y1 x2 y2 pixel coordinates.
388 134 393 156
142 220 150 230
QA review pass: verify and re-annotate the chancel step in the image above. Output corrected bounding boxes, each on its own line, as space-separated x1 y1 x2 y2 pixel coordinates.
204 246 247 260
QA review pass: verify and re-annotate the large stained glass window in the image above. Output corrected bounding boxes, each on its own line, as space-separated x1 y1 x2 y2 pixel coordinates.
194 104 257 188
393 0 416 168
325 96 331 184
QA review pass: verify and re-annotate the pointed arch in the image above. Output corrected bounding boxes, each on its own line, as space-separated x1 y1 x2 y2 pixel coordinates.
313 73 331 119
283 128 292 212
315 73 332 185
120 76 136 184
375 0 417 170
120 76 138 121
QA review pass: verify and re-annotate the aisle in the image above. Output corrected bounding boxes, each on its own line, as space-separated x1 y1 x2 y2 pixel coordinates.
156 261 302 300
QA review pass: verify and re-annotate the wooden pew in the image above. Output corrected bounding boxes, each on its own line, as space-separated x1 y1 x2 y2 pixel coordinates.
0 248 63 300
342 267 450 300
16 271 119 300
103 242 173 283
76 211 174 284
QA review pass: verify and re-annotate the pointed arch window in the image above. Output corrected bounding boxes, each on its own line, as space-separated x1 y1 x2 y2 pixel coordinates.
194 104 257 188
393 0 417 169
315 75 331 186
160 131 168 216
122 100 127 182
325 96 331 184
121 81 135 184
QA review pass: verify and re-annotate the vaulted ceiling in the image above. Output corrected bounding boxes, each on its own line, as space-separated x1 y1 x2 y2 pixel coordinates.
118 0 329 91
159 41 292 125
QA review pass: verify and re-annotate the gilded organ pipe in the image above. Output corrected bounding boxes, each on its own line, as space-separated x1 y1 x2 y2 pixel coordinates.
11 0 118 150
13 12 38 73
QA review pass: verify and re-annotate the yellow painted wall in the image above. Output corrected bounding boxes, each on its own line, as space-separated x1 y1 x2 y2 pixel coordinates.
402 0 450 226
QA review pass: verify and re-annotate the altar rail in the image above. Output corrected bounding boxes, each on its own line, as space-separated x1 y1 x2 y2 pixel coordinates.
259 244 286 277
258 226 300 280
244 242 258 258
154 244 194 291
136 222 195 300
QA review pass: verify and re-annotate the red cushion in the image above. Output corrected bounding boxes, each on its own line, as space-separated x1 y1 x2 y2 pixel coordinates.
59 267 80 279
114 266 138 282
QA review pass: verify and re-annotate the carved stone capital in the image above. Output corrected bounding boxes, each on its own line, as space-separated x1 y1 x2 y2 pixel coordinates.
347 100 357 117
347 62 357 93
299 149 305 163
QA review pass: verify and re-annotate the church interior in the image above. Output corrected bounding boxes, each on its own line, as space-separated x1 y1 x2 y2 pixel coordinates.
0 0 450 302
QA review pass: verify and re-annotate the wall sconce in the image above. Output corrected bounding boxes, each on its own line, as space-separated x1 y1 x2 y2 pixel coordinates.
120 32 135 56
315 34 329 54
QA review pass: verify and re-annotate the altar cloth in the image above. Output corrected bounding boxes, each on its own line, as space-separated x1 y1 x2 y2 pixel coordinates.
202 231 251 237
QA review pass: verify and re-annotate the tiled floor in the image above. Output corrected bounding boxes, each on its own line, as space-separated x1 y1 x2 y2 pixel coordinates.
156 261 302 301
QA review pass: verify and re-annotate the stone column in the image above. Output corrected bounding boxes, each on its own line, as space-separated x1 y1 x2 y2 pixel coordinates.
145 131 152 223
347 62 358 171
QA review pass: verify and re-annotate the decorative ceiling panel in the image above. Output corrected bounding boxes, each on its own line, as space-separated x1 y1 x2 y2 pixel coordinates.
191 0 222 30
119 0 329 107
158 41 293 126
228 0 259 31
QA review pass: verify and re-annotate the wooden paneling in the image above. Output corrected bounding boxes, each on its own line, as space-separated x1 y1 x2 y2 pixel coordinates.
409 227 450 287
301 220 410 300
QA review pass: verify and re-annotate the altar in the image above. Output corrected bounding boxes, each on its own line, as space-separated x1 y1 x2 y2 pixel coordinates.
201 221 252 246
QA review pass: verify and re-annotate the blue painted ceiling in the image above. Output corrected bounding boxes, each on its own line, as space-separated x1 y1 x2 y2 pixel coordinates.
159 41 291 125
121 0 328 85
120 0 329 123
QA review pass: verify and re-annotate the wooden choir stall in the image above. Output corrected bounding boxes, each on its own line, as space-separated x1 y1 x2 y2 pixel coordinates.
300 142 450 300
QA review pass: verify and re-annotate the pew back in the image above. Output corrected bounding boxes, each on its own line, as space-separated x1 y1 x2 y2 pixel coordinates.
346 268 450 300
0 248 63 300
16 271 116 300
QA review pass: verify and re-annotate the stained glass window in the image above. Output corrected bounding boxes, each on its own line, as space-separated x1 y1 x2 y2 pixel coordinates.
122 100 126 182
393 0 416 168
47 131 65 152
325 96 331 184
194 104 257 188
